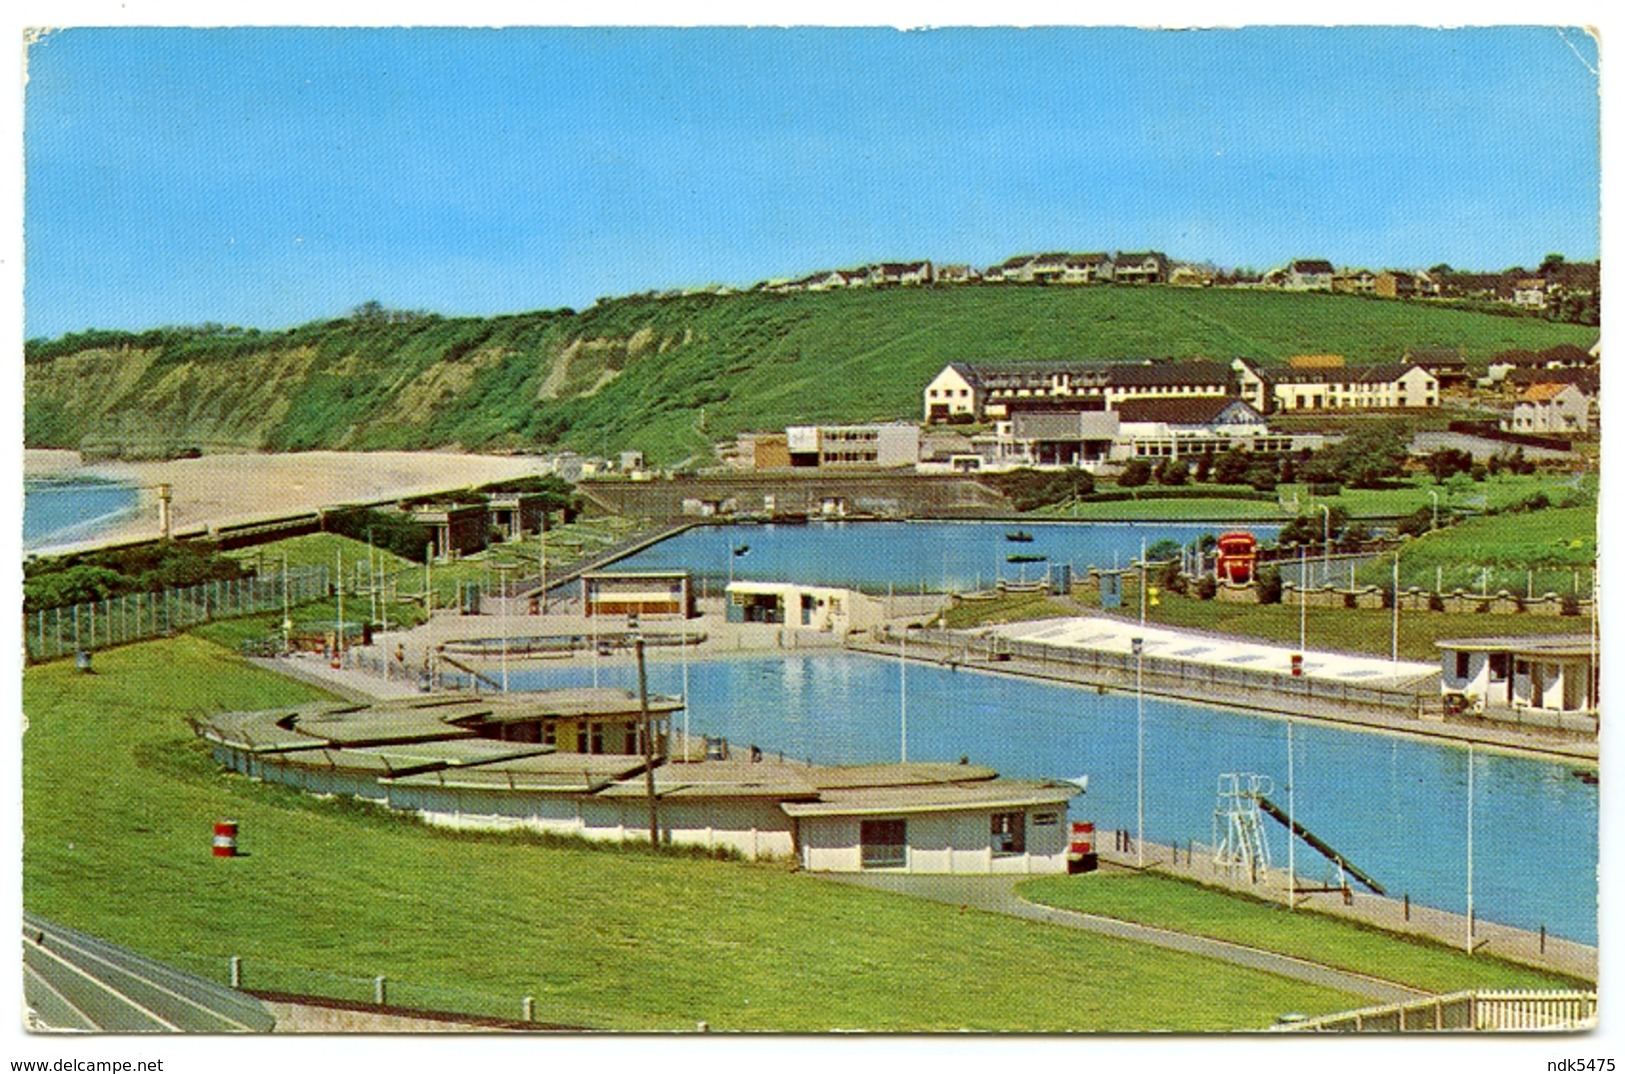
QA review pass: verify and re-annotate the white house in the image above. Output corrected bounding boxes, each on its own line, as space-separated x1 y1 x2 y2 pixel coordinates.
1232 359 1438 413
1437 635 1597 733
1505 383 1591 435
1281 259 1335 290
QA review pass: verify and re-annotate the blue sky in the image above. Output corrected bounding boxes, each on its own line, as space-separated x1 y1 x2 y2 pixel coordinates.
22 25 1601 338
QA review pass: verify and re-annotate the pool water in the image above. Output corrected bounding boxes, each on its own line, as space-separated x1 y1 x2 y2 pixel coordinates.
509 651 1599 945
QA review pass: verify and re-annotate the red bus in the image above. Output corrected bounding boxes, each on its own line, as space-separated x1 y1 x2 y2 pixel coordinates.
1215 530 1258 584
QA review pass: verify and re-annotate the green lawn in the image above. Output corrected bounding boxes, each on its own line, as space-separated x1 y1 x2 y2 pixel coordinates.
24 636 1375 1031
1020 873 1584 993
1361 506 1598 594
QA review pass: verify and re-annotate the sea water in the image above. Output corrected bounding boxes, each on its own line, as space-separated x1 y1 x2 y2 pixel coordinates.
23 479 141 551
511 652 1599 945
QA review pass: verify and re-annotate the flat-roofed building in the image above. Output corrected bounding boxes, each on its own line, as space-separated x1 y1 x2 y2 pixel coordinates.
784 423 921 469
724 581 886 633
195 698 1084 873
486 492 546 541
1437 635 1597 733
582 571 695 619
404 502 489 560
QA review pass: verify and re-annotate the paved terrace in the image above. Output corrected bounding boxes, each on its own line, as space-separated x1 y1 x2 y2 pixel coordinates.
995 614 1438 687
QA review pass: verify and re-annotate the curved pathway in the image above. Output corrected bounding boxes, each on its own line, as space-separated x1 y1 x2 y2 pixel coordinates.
820 872 1430 1005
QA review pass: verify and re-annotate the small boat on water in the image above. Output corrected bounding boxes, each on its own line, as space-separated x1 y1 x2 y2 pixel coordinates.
1006 553 1047 564
1006 530 1034 542
733 544 751 557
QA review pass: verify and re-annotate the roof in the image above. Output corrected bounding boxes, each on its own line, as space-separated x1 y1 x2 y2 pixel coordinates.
465 687 684 723
386 751 650 792
1490 349 1544 367
1011 410 1121 441
291 706 483 747
1248 362 1429 386
1507 368 1599 393
1520 382 1578 403
1290 259 1335 274
1540 343 1595 366
1114 396 1257 426
1405 347 1467 367
1107 360 1234 387
779 779 1079 818
1288 354 1346 368
1435 635 1596 658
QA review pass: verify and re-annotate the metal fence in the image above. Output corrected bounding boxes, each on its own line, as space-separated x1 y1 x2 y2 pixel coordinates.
157 949 591 1031
1276 989 1597 1032
897 628 1433 715
24 566 331 664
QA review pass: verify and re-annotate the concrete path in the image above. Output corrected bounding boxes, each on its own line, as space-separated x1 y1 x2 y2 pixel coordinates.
818 871 1430 1005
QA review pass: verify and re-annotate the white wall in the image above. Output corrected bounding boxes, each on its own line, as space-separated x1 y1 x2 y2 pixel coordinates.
798 807 1070 874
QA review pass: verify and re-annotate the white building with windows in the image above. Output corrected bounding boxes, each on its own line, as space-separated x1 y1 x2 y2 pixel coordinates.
1232 359 1439 413
1437 635 1597 734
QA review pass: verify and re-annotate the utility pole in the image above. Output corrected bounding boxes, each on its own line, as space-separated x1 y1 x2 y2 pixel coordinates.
900 625 909 763
1133 635 1145 870
281 552 291 654
1391 551 1401 677
1286 717 1296 910
636 637 659 849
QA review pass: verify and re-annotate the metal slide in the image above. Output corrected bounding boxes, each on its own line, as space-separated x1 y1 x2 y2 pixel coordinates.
1253 794 1387 895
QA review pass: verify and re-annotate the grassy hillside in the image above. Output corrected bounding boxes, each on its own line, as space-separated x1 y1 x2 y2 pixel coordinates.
26 287 1595 465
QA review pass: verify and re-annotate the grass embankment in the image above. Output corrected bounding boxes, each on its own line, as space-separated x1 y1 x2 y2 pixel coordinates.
1020 873 1585 993
24 637 1373 1031
26 286 1595 465
1353 506 1597 595
1035 473 1586 524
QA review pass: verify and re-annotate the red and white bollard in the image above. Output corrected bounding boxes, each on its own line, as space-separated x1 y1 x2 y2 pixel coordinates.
213 820 239 858
1068 821 1098 873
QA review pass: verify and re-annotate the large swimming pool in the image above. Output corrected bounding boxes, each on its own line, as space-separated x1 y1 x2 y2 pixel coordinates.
507 651 1599 945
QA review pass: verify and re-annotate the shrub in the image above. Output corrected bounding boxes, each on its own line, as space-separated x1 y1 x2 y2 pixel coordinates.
1194 576 1218 600
1255 567 1283 605
1343 592 1358 609
1118 460 1152 488
1428 592 1446 612
1561 593 1582 617
1155 458 1191 487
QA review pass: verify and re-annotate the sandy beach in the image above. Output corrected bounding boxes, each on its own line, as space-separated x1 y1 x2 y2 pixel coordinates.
24 449 548 553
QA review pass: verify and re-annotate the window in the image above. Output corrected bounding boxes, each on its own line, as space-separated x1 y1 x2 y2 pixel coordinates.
1456 652 1471 680
860 819 907 869
991 812 1026 855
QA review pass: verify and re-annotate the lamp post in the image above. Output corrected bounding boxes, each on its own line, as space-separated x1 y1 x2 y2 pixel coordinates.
1286 716 1296 910
1318 503 1331 588
1391 550 1401 678
493 562 515 693
1298 545 1307 654
900 624 909 763
1133 635 1145 870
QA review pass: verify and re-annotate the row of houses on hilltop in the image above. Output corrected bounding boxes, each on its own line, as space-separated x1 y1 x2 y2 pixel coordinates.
750 255 1598 317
